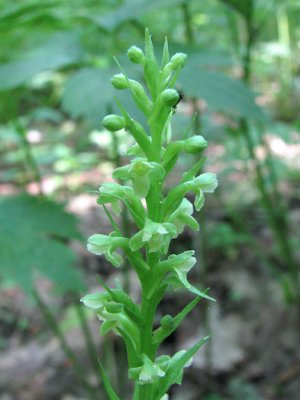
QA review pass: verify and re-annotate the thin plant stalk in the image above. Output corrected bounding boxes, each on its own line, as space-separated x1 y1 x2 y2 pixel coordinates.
73 299 103 390
33 289 98 400
237 0 299 302
15 120 43 194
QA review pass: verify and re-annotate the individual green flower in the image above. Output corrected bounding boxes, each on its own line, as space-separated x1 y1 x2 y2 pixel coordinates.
113 158 165 198
82 292 140 342
87 233 128 267
157 251 213 299
157 350 193 386
193 172 218 193
163 172 218 216
80 291 109 310
97 183 132 214
193 172 218 211
129 219 177 253
129 354 165 384
168 198 199 235
159 250 196 289
97 182 146 225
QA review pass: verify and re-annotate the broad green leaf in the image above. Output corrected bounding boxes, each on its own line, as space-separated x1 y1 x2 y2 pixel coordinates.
92 0 186 30
219 0 252 19
0 32 83 90
62 68 113 126
179 64 265 120
0 0 58 26
98 358 121 400
155 336 209 399
0 194 84 293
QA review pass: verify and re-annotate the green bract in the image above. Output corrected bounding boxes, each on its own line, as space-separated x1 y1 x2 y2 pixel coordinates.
82 29 218 400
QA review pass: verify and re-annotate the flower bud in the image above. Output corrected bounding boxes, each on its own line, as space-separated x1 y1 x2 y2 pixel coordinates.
160 89 179 107
128 45 145 64
102 114 125 131
160 315 173 330
170 53 187 70
111 73 128 90
183 136 208 154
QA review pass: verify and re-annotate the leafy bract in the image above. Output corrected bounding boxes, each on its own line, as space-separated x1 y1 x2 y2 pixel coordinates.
155 337 209 399
0 194 84 293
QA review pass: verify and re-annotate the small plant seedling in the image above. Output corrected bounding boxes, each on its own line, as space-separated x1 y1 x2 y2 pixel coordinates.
81 29 218 400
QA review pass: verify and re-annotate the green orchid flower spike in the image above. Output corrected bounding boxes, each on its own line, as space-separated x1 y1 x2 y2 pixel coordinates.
81 29 218 400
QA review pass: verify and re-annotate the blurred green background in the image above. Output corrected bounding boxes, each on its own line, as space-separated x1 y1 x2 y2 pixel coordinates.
0 1 300 399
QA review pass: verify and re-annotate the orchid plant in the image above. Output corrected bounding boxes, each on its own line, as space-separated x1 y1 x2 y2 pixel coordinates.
81 30 218 400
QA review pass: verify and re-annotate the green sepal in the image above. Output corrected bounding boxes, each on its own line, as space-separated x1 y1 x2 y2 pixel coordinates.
194 173 218 193
100 320 116 335
129 219 177 253
96 276 143 326
87 233 129 267
129 354 165 384
127 143 146 157
166 275 215 301
98 358 121 400
155 337 210 399
80 291 109 310
195 189 205 211
168 198 199 235
113 159 165 198
98 183 146 228
163 172 218 217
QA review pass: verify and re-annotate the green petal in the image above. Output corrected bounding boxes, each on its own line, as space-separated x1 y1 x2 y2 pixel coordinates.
129 230 144 251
